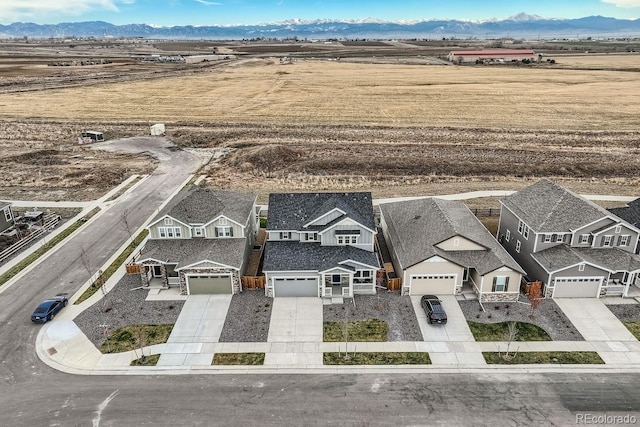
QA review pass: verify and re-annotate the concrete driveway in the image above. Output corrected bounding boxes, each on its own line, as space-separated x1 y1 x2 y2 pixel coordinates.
411 295 475 342
555 298 637 342
267 298 323 342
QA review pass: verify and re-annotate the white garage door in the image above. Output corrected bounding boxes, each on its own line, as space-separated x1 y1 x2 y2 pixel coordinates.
273 278 319 297
552 277 602 298
410 275 456 295
187 275 233 295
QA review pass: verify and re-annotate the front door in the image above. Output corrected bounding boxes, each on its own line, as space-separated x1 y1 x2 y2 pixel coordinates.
152 265 162 277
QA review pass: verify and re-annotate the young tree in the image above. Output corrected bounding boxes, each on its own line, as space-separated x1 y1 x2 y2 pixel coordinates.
499 321 520 362
528 281 543 319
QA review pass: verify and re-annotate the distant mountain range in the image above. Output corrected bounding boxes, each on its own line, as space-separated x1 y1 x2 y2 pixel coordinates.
1 14 639 39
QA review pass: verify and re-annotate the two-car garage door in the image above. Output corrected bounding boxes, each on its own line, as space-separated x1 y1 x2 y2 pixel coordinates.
273 278 319 297
187 275 233 295
410 275 456 295
552 277 602 298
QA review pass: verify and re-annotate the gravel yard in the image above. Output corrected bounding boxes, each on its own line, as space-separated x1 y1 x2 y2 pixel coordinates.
323 291 423 342
606 303 640 322
219 289 272 342
458 299 584 341
75 275 184 349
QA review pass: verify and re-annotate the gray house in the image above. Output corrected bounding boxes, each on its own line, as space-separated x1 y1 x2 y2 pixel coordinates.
379 198 524 302
262 192 380 298
609 198 640 229
0 201 15 234
137 187 258 295
498 179 640 298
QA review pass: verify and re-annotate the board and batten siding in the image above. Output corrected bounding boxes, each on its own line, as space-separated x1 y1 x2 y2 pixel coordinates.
436 235 485 251
476 268 521 294
204 216 245 239
322 224 374 251
592 224 638 252
149 221 190 239
405 258 464 288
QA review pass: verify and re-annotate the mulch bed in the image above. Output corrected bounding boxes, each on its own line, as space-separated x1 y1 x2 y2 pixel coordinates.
323 290 423 342
218 289 272 342
458 299 584 341
606 303 640 322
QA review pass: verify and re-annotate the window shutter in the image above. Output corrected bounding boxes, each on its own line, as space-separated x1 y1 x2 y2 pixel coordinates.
504 277 510 291
215 228 219 237
492 277 497 292
230 228 234 237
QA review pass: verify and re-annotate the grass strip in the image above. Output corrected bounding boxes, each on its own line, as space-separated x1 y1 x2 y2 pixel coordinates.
0 207 100 288
623 321 640 340
324 352 431 365
100 324 173 354
468 321 552 342
323 318 388 342
130 354 160 366
75 228 149 304
105 176 143 202
483 351 604 364
212 353 265 365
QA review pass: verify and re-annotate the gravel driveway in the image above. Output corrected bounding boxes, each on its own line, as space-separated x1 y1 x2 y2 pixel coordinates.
323 291 423 342
458 299 584 341
75 275 184 349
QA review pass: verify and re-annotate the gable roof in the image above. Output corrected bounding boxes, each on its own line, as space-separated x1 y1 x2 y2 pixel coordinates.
267 192 375 231
152 187 255 226
138 238 246 270
380 198 523 275
262 241 379 272
532 244 640 274
609 198 640 229
501 179 612 232
0 201 10 210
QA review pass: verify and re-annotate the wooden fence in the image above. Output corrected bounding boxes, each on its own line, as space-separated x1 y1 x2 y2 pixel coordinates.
470 208 500 217
242 276 265 289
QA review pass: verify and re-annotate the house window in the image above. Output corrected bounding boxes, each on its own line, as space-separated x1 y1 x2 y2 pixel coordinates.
159 227 182 238
523 226 529 240
4 208 11 222
615 225 622 233
543 234 552 243
492 276 509 292
337 235 358 245
354 270 372 283
602 235 613 247
331 274 342 285
515 240 521 253
554 234 564 243
164 217 173 225
279 232 291 240
216 226 233 237
219 217 228 226
619 235 630 247
505 229 510 242
579 234 590 244
578 264 585 272
194 228 204 237
305 232 318 242
518 220 524 234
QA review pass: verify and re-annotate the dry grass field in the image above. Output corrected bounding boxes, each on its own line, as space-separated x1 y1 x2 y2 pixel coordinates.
553 53 640 69
2 59 640 130
0 46 639 203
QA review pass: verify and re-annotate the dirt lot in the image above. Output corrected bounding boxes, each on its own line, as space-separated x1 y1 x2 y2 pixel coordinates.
0 40 639 202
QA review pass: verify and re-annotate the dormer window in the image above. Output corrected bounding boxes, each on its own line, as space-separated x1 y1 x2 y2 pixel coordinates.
279 232 291 240
304 232 318 242
164 217 173 226
579 234 590 244
194 227 204 237
543 234 552 243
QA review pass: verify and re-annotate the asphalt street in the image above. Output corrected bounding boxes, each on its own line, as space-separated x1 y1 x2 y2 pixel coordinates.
1 137 640 426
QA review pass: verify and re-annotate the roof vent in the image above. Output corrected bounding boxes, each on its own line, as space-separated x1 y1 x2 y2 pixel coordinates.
414 215 421 220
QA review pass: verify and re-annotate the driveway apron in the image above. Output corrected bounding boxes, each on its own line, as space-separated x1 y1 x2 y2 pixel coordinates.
166 295 232 343
411 295 475 342
555 298 637 342
267 298 323 342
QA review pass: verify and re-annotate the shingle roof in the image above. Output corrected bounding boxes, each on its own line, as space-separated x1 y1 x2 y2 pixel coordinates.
267 192 375 232
262 241 379 272
501 179 611 232
138 238 246 270
532 244 640 273
379 198 523 275
0 201 10 210
154 187 255 226
609 198 640 229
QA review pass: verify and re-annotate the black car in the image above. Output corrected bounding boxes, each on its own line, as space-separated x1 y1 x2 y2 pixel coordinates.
421 295 447 325
31 295 68 323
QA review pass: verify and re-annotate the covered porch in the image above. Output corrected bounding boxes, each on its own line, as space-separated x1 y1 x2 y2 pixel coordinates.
601 271 640 297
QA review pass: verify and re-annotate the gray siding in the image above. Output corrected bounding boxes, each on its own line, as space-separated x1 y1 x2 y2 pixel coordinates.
307 209 344 226
592 224 638 253
204 216 244 239
321 224 374 251
551 263 608 280
535 233 569 252
149 220 190 240
267 230 301 241
573 217 615 237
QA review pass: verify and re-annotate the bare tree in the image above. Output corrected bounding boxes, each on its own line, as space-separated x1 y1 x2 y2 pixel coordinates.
528 281 543 319
119 208 135 246
80 245 106 305
499 321 520 362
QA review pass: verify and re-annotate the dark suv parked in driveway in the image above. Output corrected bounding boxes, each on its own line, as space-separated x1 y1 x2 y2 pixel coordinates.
421 295 447 325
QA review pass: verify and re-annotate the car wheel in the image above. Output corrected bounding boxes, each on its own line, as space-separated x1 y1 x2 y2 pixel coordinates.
47 314 52 322
63 300 68 307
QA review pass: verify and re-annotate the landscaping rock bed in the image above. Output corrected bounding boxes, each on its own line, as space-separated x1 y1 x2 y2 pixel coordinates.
458 299 584 341
606 303 640 322
75 275 184 349
219 289 272 342
323 291 423 342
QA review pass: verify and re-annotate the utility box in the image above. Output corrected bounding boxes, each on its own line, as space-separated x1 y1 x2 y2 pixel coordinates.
150 124 166 136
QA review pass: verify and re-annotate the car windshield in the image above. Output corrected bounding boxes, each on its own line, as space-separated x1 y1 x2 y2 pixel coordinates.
34 306 49 314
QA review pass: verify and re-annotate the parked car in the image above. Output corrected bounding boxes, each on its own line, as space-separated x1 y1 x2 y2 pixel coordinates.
31 295 68 323
421 295 447 325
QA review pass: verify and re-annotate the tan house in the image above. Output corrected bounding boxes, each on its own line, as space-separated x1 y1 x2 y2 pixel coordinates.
379 198 524 302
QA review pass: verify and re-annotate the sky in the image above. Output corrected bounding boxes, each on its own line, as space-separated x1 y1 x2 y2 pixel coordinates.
0 0 639 26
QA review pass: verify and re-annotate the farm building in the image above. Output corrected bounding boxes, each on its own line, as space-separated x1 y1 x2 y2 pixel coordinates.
448 49 536 63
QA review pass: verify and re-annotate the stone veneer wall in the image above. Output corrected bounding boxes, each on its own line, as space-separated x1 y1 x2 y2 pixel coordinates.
138 261 168 288
480 292 519 303
178 268 240 295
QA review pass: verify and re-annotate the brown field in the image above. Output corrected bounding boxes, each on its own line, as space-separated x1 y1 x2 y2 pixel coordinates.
553 53 640 69
0 42 639 203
